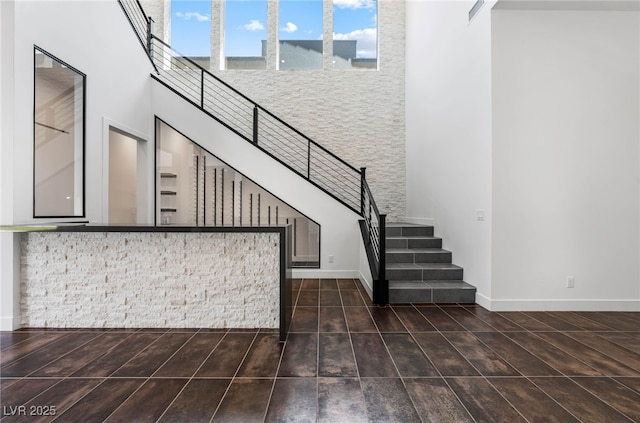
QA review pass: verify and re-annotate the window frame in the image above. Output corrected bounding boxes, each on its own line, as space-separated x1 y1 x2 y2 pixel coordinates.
33 45 87 219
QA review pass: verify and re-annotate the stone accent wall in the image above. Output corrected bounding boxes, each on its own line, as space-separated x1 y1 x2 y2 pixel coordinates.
144 0 406 221
20 232 280 328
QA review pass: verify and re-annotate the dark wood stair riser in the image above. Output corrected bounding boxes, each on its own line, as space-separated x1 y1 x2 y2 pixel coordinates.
387 267 463 281
386 251 452 264
389 285 475 304
386 237 443 249
386 226 434 237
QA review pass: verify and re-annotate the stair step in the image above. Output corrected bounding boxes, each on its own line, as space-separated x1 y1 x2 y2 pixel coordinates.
386 249 452 264
387 263 463 281
389 280 476 304
386 223 434 237
386 236 442 249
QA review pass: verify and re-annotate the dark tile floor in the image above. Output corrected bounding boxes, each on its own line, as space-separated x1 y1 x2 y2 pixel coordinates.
1 278 640 422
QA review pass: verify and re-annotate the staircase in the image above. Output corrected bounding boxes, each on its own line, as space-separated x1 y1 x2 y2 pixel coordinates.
386 223 476 303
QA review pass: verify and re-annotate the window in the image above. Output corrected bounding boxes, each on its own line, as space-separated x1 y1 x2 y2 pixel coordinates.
225 0 268 70
278 0 323 70
33 47 85 218
333 0 377 70
171 0 211 67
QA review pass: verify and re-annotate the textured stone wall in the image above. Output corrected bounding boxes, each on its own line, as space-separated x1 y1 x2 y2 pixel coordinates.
144 0 406 221
20 232 280 328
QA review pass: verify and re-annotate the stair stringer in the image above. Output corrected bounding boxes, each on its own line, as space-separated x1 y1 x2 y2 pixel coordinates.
151 78 363 279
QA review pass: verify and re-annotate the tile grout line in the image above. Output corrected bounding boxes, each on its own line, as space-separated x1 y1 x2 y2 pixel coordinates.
454 313 591 422
153 330 218 422
340 278 370 422
434 304 531 421
99 331 196 422
383 304 452 422
49 330 157 422
398 304 478 423
1 332 87 372
19 332 139 420
471 308 638 422
210 330 262 423
261 277 306 422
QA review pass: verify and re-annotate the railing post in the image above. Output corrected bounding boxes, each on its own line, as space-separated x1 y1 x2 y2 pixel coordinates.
360 167 366 217
307 140 311 179
200 69 205 109
377 214 388 306
146 16 154 55
253 106 259 144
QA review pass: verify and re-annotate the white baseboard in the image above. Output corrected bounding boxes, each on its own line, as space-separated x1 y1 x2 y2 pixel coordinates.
476 296 640 312
291 269 360 279
404 216 435 226
358 271 373 300
475 293 492 310
0 316 20 331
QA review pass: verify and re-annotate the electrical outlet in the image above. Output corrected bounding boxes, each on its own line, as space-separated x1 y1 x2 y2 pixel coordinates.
476 210 485 221
566 276 575 288
328 255 334 263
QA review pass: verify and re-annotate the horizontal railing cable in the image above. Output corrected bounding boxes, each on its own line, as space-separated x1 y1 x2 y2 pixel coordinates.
117 0 157 72
149 35 365 214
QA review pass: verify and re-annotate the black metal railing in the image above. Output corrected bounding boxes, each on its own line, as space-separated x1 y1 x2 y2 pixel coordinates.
117 0 387 304
360 169 387 305
117 0 156 71
149 36 362 214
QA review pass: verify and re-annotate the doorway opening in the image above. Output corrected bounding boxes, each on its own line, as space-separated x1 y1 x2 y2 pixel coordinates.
108 127 147 224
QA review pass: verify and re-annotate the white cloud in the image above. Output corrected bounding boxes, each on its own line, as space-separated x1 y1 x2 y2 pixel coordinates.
333 0 376 10
242 20 264 31
280 22 298 33
334 27 376 58
175 11 211 22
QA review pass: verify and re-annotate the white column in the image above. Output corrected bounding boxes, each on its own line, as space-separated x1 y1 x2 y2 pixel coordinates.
211 0 223 70
323 0 333 70
267 0 278 70
0 0 20 330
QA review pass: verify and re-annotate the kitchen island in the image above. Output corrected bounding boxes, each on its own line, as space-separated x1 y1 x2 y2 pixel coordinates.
13 224 292 341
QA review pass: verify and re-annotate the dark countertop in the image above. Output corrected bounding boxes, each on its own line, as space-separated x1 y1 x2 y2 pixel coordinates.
0 223 289 233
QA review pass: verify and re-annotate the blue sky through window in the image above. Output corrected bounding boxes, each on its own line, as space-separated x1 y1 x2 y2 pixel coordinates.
171 0 377 59
334 0 377 58
279 0 323 41
171 0 211 56
225 1 267 57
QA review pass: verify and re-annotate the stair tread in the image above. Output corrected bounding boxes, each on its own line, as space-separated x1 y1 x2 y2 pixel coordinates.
387 222 433 227
386 236 441 240
387 263 462 270
389 280 475 289
387 248 450 254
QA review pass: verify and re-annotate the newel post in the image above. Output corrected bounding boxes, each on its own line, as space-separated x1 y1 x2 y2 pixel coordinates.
253 106 259 144
360 167 366 217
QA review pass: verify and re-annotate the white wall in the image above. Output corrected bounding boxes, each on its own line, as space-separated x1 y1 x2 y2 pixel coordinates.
491 7 640 310
0 0 20 330
406 0 496 305
11 1 154 224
